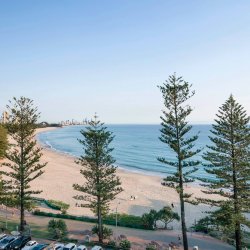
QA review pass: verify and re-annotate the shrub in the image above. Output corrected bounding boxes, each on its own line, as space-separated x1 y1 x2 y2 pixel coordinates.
48 219 68 240
157 206 180 228
104 213 144 229
45 200 70 213
119 240 131 250
33 210 97 223
91 225 113 239
107 240 116 248
146 245 157 250
141 209 158 230
61 237 78 243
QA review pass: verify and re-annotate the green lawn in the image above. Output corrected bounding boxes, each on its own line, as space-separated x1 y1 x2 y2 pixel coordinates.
0 216 50 239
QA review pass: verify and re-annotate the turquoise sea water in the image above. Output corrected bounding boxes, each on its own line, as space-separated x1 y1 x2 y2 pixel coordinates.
37 124 213 179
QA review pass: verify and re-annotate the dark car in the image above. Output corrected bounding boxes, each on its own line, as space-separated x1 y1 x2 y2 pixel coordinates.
32 244 48 250
0 235 7 242
9 236 31 250
0 236 17 250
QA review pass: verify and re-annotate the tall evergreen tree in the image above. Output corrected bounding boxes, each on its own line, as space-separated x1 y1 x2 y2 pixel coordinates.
199 95 250 250
73 116 123 243
1 97 46 231
158 74 200 250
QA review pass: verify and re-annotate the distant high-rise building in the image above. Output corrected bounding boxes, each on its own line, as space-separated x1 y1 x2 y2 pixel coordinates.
1 111 9 123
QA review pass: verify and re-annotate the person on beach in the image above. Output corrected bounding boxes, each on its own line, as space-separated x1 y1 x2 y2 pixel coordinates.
178 235 181 245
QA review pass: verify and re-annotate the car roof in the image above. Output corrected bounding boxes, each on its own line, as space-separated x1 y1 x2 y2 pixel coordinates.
3 236 16 240
27 241 37 244
77 246 86 249
91 246 102 250
64 243 76 248
6 235 17 239
35 244 48 248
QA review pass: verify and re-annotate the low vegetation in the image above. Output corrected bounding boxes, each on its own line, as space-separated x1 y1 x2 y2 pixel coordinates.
141 206 180 230
119 239 131 250
48 219 68 240
193 206 250 248
92 225 113 240
34 206 178 231
45 200 70 214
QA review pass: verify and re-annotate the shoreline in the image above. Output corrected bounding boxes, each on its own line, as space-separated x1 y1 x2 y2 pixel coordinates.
33 127 220 229
35 126 207 184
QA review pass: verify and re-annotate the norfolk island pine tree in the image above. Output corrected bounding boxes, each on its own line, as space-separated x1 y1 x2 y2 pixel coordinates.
198 95 250 250
1 97 47 232
158 74 201 250
73 115 123 243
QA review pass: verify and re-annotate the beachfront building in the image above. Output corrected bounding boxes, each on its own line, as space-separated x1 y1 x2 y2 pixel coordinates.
0 111 9 124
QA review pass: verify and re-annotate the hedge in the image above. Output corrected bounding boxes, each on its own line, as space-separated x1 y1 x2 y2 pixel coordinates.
44 200 61 210
32 198 69 212
33 211 149 230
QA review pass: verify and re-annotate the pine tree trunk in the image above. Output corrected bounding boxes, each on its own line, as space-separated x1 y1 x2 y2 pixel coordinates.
233 169 241 250
235 222 241 250
20 188 24 232
180 182 188 250
20 140 25 232
174 93 188 250
97 197 103 243
231 127 242 250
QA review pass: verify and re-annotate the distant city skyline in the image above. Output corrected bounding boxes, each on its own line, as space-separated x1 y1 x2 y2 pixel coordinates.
0 1 250 124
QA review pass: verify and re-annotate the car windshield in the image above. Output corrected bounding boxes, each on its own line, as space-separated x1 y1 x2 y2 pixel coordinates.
33 245 41 250
1 239 10 244
63 248 70 250
13 238 21 244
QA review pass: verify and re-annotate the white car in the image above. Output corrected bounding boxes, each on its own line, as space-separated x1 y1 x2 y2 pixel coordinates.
46 243 64 250
54 244 64 250
91 246 103 250
77 245 87 250
22 241 38 250
63 243 77 250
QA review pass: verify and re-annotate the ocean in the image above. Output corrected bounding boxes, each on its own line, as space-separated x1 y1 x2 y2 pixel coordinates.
37 124 213 179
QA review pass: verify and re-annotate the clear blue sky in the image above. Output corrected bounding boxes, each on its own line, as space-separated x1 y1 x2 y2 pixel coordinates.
0 1 250 124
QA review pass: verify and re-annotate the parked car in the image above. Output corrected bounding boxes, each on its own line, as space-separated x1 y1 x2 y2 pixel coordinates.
76 246 87 250
21 241 38 250
9 236 31 250
63 244 76 250
0 236 18 250
45 243 64 250
32 244 48 250
53 244 64 250
0 235 7 242
91 246 102 250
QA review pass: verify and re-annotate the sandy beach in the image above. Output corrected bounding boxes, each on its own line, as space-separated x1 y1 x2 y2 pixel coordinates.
2 127 221 229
